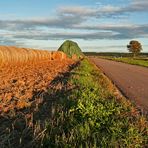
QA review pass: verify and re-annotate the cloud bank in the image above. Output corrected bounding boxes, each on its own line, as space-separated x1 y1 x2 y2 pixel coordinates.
0 0 148 49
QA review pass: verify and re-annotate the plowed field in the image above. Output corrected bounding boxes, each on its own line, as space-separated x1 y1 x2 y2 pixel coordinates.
0 46 74 114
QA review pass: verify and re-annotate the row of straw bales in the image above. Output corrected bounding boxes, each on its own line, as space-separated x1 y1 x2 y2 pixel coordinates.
0 46 67 65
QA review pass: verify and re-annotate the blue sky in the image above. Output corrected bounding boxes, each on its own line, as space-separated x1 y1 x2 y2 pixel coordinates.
0 0 148 52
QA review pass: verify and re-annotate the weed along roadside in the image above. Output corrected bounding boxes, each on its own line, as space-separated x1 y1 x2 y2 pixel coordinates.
98 56 148 68
42 58 148 147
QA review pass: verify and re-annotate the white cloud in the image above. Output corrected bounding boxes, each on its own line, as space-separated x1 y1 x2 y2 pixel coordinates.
130 0 148 11
59 1 148 19
0 0 148 48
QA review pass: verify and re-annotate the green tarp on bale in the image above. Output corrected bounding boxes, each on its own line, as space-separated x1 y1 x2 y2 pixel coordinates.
58 40 84 58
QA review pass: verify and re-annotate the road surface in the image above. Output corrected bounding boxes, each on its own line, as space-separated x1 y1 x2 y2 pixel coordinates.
90 57 148 113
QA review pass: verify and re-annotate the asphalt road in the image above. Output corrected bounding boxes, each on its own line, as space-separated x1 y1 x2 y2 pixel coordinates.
90 57 148 113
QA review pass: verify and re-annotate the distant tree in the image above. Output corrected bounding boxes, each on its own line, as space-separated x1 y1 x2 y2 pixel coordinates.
127 40 142 57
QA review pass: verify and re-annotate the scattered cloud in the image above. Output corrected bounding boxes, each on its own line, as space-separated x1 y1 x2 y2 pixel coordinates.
1 22 148 41
0 15 85 31
58 0 148 19
128 0 148 12
75 23 148 38
0 0 148 49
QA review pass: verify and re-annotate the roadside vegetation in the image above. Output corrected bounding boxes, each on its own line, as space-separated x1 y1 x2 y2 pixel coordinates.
84 52 148 67
99 40 147 67
84 52 148 57
42 58 148 147
99 56 148 67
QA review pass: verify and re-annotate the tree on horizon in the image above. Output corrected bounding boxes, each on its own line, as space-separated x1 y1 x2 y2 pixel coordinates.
127 40 142 57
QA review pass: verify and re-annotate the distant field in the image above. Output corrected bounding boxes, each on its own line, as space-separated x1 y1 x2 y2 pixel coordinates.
102 57 148 67
84 52 148 67
84 52 148 57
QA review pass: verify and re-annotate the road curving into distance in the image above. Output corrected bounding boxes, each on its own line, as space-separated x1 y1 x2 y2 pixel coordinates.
89 57 148 114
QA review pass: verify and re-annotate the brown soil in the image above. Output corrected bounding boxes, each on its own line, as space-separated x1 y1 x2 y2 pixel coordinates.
0 46 77 147
90 57 148 113
0 58 74 113
0 51 76 147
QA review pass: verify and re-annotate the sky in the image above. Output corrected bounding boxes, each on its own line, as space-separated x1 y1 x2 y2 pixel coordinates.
0 0 148 52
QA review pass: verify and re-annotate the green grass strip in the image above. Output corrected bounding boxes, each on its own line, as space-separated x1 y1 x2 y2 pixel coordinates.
102 57 148 68
42 59 148 148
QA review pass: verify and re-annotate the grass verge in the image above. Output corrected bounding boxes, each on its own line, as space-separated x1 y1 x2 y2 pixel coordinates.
100 56 148 67
42 58 148 147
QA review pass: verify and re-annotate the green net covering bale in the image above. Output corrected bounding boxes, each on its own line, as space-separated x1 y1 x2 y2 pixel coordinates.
58 40 84 59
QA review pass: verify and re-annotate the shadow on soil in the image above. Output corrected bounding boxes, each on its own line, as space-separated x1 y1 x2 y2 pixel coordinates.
0 61 80 148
